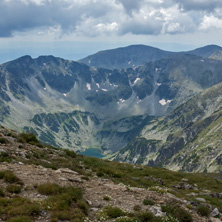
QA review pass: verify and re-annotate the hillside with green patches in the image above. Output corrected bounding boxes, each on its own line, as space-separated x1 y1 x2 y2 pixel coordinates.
0 127 222 221
113 83 222 173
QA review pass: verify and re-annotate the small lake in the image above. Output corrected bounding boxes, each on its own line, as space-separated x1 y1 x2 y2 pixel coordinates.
79 148 104 158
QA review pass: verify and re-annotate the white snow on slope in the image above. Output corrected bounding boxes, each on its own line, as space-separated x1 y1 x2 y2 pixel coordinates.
159 99 172 106
86 83 91 90
134 78 140 84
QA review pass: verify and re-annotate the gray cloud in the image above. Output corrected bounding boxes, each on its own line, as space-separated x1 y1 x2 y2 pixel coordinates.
0 0 221 38
0 0 115 37
175 0 222 12
115 0 143 14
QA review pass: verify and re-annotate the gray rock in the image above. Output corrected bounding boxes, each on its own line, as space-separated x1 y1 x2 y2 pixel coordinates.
187 192 197 197
68 177 82 183
195 198 206 203
90 208 99 212
209 218 222 222
86 200 92 205
210 193 222 199
56 168 79 175
149 206 166 217
182 178 189 182
211 208 220 217
176 182 194 190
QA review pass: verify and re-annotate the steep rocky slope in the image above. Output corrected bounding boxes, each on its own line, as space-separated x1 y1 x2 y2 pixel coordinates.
113 83 222 173
0 127 222 221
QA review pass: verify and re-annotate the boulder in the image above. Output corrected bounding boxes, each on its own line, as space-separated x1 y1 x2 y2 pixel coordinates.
211 208 220 217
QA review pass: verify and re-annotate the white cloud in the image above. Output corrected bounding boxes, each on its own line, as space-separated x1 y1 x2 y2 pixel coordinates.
200 15 222 30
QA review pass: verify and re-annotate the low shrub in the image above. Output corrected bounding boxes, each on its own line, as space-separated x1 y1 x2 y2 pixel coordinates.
161 204 193 222
0 152 12 163
197 205 210 217
37 183 62 195
6 216 32 222
0 187 4 197
64 149 77 158
136 211 154 222
0 137 8 144
105 206 126 218
7 184 22 194
103 195 111 201
81 176 89 181
17 132 43 147
43 185 83 212
77 200 89 214
143 198 155 206
0 196 40 219
0 170 23 185
133 205 141 211
115 217 138 222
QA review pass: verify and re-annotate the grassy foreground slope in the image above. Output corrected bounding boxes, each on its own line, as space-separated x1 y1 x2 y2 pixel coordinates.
0 126 222 221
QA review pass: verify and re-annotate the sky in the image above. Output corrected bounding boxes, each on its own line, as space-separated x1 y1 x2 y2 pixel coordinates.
0 0 222 64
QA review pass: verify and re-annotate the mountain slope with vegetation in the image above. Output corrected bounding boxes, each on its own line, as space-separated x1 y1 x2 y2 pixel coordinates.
113 83 222 173
0 126 222 221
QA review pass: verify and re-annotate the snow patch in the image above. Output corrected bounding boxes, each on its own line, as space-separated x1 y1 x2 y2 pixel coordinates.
155 68 159 72
128 61 131 65
119 98 125 103
114 85 118 87
96 90 98 92
200 59 205 62
96 83 100 88
86 83 91 90
102 89 107 92
134 78 140 84
43 88 46 90
88 60 91 64
159 99 172 106
156 82 162 86
63 93 67 97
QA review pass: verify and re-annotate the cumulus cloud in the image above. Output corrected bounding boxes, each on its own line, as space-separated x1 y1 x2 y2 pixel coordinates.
0 0 222 38
200 15 222 30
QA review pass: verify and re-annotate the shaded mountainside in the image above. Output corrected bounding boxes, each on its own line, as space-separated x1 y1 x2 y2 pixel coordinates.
113 83 222 173
0 127 222 221
79 44 222 69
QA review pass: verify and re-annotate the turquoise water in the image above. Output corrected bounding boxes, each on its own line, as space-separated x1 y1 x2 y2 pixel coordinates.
80 148 104 158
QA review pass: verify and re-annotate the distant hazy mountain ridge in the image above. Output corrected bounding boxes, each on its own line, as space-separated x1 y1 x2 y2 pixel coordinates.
79 44 222 69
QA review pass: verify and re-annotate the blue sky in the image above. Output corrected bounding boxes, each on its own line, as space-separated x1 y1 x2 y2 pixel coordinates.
0 0 222 64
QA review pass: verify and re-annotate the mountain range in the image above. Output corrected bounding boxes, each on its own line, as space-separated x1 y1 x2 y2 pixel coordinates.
1 44 222 172
78 44 222 69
